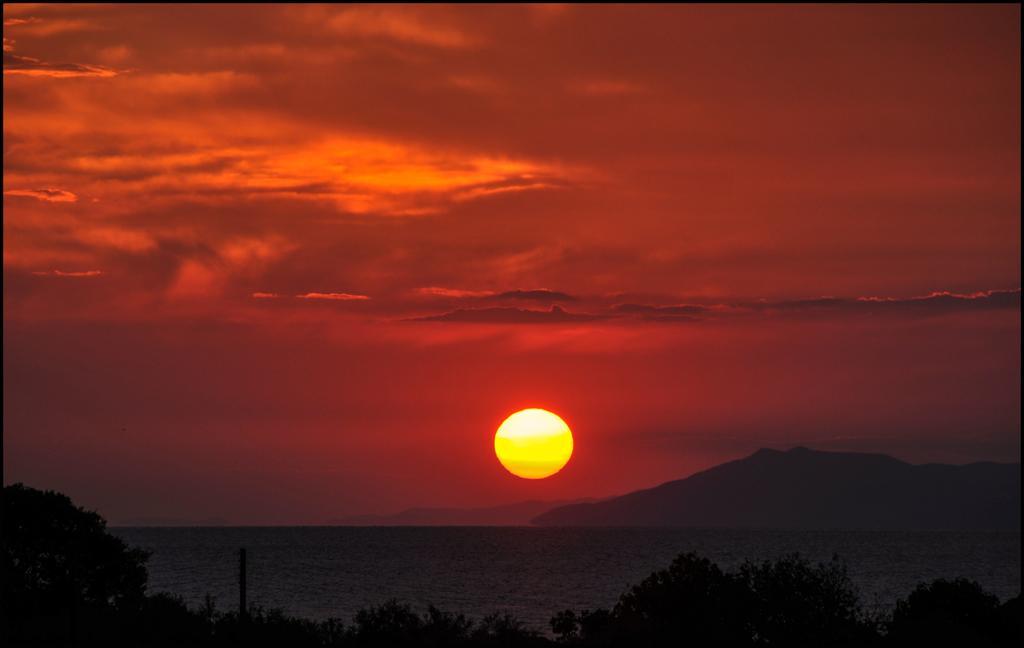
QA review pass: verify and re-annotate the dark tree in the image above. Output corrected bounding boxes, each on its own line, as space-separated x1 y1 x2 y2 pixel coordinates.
888 578 1016 644
348 599 427 645
550 608 615 646
609 552 752 645
739 553 875 645
346 599 498 647
997 596 1021 643
470 612 544 646
2 483 150 642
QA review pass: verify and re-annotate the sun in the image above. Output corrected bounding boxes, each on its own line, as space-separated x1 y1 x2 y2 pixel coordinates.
494 408 573 479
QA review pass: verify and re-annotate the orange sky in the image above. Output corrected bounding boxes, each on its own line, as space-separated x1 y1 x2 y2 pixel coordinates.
3 4 1020 524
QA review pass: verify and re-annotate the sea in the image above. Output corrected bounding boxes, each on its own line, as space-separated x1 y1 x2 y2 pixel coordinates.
113 527 1021 633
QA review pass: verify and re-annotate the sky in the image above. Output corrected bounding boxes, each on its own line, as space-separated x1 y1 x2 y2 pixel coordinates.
3 4 1020 524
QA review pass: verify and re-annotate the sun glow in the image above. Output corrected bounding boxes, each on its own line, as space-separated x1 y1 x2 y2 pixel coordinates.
494 408 573 479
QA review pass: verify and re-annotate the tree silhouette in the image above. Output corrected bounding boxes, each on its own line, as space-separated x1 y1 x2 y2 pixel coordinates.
2 483 150 642
888 578 1013 644
739 553 873 645
595 552 751 645
551 552 878 646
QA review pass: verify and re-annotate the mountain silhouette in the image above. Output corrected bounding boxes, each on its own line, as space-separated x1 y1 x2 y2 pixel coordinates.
533 447 1020 529
333 498 593 526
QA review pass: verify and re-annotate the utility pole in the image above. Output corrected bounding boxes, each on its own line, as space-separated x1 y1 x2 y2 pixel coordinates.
239 548 247 622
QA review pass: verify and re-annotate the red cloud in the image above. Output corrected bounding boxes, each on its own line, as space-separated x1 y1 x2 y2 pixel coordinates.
296 292 370 301
31 269 103 277
4 188 78 202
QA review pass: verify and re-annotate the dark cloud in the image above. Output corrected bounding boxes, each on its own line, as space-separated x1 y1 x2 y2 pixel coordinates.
425 289 1022 325
606 290 1021 323
759 289 1021 317
489 289 578 302
613 303 708 321
31 269 103 277
3 51 118 78
411 304 604 324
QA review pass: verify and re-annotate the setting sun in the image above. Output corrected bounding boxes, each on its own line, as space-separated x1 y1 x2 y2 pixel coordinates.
494 409 573 479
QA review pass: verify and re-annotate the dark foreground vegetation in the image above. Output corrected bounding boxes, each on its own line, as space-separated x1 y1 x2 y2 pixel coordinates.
2 484 1020 646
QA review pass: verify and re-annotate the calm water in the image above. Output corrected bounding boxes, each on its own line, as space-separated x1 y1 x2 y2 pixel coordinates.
114 527 1021 632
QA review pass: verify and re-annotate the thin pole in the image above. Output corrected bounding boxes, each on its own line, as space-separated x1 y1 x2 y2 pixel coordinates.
239 548 247 621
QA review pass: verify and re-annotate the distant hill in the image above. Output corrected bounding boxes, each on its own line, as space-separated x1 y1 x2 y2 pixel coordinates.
334 499 593 526
533 447 1020 529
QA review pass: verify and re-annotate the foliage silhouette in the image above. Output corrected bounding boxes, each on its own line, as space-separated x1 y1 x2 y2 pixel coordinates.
739 553 875 645
611 552 751 644
2 483 150 643
549 552 879 646
888 578 1018 644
